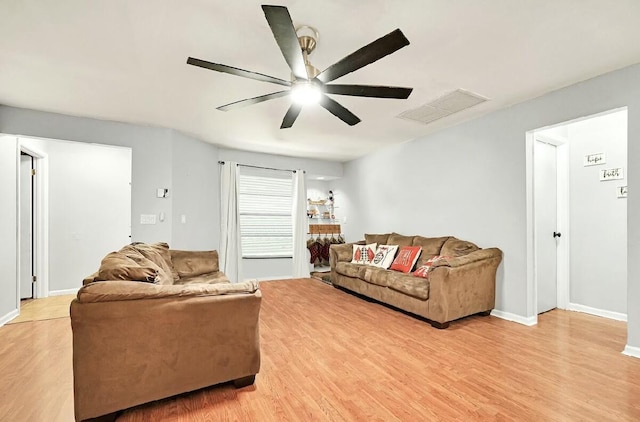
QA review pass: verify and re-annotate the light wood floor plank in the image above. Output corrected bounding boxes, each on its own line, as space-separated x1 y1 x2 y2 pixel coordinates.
1 278 639 421
8 294 75 324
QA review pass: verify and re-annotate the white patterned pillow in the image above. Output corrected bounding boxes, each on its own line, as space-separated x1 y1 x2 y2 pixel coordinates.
369 245 399 269
351 243 377 264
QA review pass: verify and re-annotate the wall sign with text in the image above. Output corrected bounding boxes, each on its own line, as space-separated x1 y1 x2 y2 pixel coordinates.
600 167 624 181
584 152 605 166
617 186 628 198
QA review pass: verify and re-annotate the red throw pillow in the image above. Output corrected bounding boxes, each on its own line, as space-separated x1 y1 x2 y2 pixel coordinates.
390 246 422 273
413 255 450 278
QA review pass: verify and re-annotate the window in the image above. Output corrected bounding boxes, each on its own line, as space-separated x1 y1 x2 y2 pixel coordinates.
238 166 293 258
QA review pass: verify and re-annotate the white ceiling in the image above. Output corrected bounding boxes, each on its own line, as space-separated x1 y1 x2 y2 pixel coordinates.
2 1 640 162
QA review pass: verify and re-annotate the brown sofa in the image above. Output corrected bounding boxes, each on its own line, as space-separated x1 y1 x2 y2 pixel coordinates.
330 233 502 328
71 243 261 421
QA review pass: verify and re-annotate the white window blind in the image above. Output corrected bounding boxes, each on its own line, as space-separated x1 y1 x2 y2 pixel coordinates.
238 166 293 258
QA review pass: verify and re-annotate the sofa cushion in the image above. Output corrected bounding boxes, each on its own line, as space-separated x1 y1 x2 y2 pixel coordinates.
132 242 179 281
95 252 158 283
170 250 220 278
365 233 391 245
174 271 230 285
125 242 180 284
351 243 377 265
119 245 174 285
387 233 415 246
363 266 390 287
387 271 430 300
336 262 368 279
441 237 480 257
412 236 449 267
390 246 422 273
370 245 399 269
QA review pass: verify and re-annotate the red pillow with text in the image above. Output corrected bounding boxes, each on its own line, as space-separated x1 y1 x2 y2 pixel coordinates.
413 255 450 278
389 246 422 273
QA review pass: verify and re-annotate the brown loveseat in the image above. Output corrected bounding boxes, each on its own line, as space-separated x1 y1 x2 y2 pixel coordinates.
71 243 261 421
330 233 502 328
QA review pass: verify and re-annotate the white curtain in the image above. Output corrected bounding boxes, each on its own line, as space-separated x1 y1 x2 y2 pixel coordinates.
220 161 243 283
292 169 310 278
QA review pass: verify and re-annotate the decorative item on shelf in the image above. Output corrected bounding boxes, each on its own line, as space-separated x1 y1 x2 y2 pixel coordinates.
308 199 327 206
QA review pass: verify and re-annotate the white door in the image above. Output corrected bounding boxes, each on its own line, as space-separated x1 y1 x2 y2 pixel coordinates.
19 154 34 299
534 140 558 314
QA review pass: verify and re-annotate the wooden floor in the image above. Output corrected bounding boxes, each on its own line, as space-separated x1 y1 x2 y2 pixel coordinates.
1 279 639 421
8 294 75 324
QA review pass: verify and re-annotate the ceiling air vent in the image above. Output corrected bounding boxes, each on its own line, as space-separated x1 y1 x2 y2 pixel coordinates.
397 89 488 125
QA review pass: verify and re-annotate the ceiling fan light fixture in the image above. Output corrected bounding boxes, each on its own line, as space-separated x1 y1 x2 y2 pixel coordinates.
291 81 322 105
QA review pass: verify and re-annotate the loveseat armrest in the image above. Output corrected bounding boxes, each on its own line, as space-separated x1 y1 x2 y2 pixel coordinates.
427 248 502 324
75 279 258 302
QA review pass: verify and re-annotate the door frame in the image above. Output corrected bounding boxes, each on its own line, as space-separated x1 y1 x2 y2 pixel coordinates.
526 130 570 323
17 142 49 300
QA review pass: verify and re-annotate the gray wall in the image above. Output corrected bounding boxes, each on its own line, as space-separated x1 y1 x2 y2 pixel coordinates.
334 62 640 349
568 110 627 314
170 130 220 250
0 106 174 243
0 136 18 321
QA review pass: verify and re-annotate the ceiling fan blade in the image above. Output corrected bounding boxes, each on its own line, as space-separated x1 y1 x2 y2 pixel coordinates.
316 29 410 84
187 57 291 87
280 104 303 129
319 95 361 126
261 5 308 80
324 84 413 99
217 91 290 111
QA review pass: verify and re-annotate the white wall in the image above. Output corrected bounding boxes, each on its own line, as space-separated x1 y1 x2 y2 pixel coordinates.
0 136 18 323
19 137 132 293
334 62 640 351
567 110 627 314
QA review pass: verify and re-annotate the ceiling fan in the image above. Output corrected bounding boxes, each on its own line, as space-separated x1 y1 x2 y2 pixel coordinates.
187 5 413 129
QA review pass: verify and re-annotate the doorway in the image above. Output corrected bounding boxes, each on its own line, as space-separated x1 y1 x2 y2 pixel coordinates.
19 152 35 300
18 143 48 300
527 108 628 322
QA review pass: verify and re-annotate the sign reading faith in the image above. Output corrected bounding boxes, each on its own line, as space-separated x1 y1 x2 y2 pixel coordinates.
600 167 624 181
584 153 605 166
617 186 628 198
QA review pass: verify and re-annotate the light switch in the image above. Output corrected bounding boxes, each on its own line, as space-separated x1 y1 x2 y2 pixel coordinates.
181 214 187 224
140 214 156 225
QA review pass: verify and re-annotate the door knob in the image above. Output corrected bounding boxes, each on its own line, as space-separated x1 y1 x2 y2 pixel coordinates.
553 232 562 238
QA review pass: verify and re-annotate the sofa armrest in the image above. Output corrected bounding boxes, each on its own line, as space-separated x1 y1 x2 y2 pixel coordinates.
427 248 502 323
70 281 261 421
76 279 258 302
431 248 503 269
329 242 361 269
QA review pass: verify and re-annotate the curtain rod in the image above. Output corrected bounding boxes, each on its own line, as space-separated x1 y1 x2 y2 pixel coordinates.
218 161 304 174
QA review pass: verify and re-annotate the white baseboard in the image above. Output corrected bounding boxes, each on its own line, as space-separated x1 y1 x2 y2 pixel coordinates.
0 309 19 327
568 303 627 321
49 287 80 296
490 309 537 326
622 345 640 359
